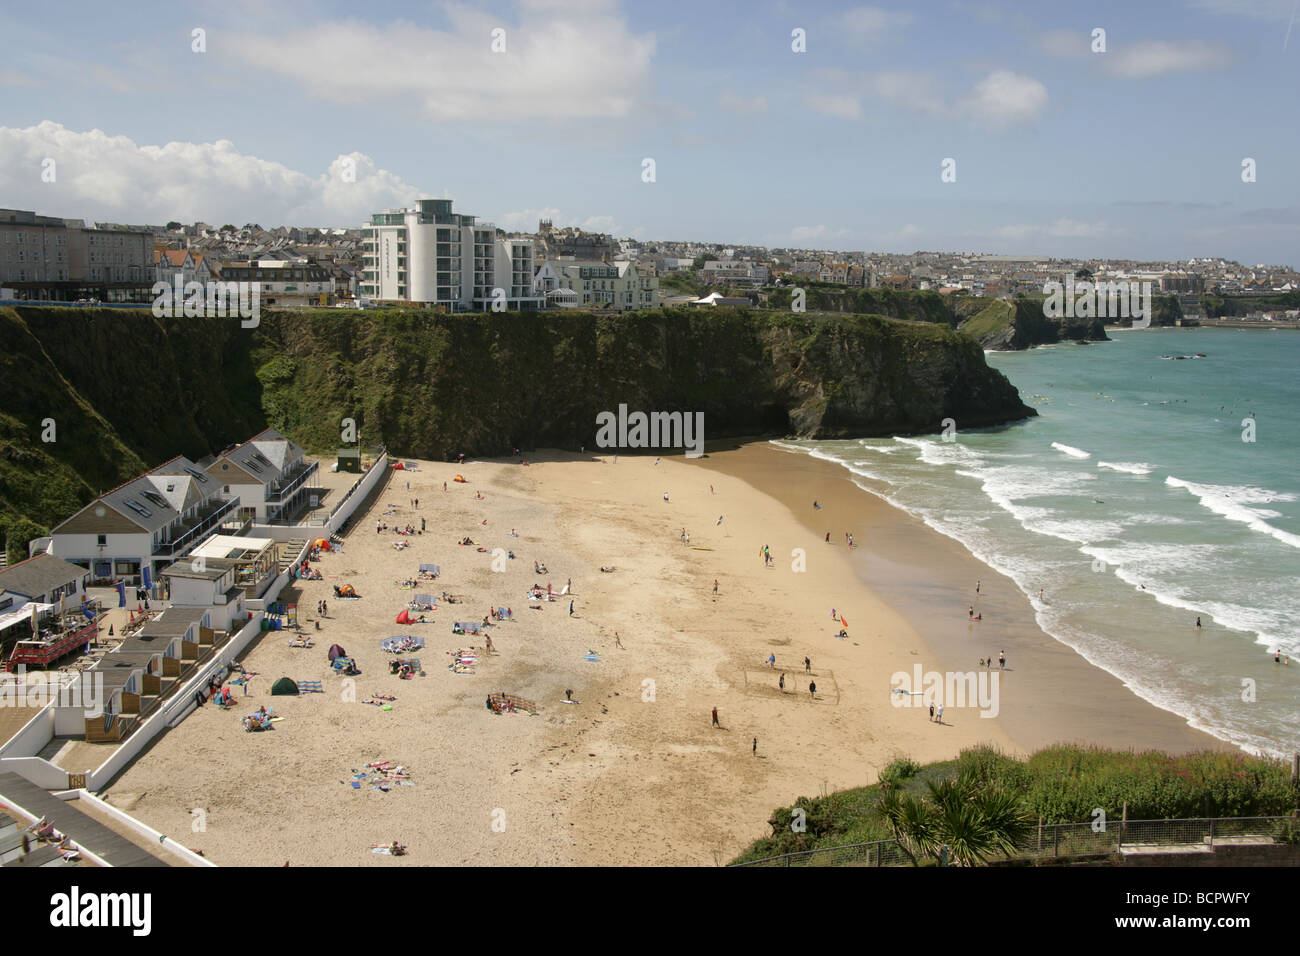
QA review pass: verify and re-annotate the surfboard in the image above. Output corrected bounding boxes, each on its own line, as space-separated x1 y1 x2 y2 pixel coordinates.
690 547 714 551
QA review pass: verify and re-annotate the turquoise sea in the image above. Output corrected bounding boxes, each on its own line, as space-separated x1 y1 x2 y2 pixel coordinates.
776 327 1299 756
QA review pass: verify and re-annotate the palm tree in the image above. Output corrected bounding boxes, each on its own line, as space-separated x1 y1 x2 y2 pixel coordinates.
876 787 939 866
875 777 1034 866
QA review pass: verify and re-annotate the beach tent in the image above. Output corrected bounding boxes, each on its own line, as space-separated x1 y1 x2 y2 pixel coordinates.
395 608 412 625
314 538 331 551
271 677 300 696
453 475 467 483
328 643 347 661
392 461 406 470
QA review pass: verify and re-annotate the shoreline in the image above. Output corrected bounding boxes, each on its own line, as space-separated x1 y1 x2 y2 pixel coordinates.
101 441 1228 868
691 441 1229 756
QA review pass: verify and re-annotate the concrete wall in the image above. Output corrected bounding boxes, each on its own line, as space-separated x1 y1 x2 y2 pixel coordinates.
0 755 71 789
86 609 265 790
74 789 215 867
0 702 54 757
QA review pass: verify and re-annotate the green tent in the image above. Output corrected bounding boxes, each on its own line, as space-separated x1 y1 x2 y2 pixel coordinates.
271 677 300 696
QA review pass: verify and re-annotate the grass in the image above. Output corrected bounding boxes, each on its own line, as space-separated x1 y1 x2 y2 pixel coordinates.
729 744 1299 865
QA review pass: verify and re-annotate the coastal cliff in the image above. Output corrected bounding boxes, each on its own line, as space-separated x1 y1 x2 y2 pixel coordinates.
0 305 1034 558
765 286 1109 349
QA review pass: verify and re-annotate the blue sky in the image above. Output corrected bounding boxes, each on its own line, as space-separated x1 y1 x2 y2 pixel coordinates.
0 0 1296 264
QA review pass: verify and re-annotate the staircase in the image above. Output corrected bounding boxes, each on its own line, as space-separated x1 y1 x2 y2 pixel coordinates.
0 540 8 569
280 538 307 572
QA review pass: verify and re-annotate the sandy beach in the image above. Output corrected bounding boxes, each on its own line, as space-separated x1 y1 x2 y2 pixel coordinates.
101 442 1223 866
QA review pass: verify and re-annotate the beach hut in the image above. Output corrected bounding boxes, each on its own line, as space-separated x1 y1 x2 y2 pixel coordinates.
328 643 347 661
271 677 300 696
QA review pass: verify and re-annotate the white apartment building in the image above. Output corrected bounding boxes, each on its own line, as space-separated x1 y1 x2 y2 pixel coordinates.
533 259 658 309
360 199 543 310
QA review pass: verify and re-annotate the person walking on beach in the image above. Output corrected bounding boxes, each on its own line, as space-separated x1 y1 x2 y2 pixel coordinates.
929 702 935 722
712 579 718 597
614 632 624 649
1195 616 1202 628
998 650 1006 670
779 673 785 693
767 653 776 669
809 681 816 698
414 497 418 508
569 600 574 616
443 481 448 492
969 605 974 619
936 703 944 724
712 707 719 728
804 656 811 673
752 737 757 756
976 580 980 594
825 532 831 543
421 517 426 531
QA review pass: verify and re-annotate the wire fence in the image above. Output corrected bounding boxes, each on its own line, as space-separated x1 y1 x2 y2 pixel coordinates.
730 815 1298 867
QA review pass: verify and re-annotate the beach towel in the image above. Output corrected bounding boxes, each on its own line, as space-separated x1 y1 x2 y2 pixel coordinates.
453 622 482 635
419 564 440 574
297 681 323 693
381 636 425 653
583 652 601 662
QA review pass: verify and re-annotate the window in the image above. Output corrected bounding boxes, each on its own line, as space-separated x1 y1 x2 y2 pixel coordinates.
97 534 107 547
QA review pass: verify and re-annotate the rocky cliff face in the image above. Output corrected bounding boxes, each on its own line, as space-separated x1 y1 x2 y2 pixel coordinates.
955 298 1109 350
0 305 1034 557
768 286 1109 349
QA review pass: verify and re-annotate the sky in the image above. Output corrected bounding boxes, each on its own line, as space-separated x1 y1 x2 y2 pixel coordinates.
0 0 1296 264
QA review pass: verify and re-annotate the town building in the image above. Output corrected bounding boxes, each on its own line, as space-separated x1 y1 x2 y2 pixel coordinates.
213 258 336 306
47 456 241 589
532 260 657 309
360 199 543 310
205 428 319 524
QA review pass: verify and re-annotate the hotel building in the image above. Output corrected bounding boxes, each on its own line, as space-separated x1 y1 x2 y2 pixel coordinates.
359 199 543 311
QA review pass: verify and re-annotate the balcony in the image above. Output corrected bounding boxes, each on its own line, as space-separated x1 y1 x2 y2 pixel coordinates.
266 459 320 504
153 496 240 557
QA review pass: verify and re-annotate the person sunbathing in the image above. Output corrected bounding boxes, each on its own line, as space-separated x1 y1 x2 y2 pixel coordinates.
600 566 616 573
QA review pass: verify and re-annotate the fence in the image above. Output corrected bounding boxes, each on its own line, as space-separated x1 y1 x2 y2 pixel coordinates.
730 815 1298 867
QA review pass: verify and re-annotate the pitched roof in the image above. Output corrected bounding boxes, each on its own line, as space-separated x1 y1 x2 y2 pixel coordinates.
0 554 88 601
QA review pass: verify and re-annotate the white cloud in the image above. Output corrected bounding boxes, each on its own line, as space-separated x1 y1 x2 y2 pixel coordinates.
226 4 656 122
808 68 1041 126
0 122 422 226
790 225 851 242
991 218 1112 240
839 6 914 41
863 71 947 117
960 70 1048 128
1104 40 1231 78
719 90 769 115
1036 29 1093 59
1185 0 1296 21
806 93 863 120
0 69 36 87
